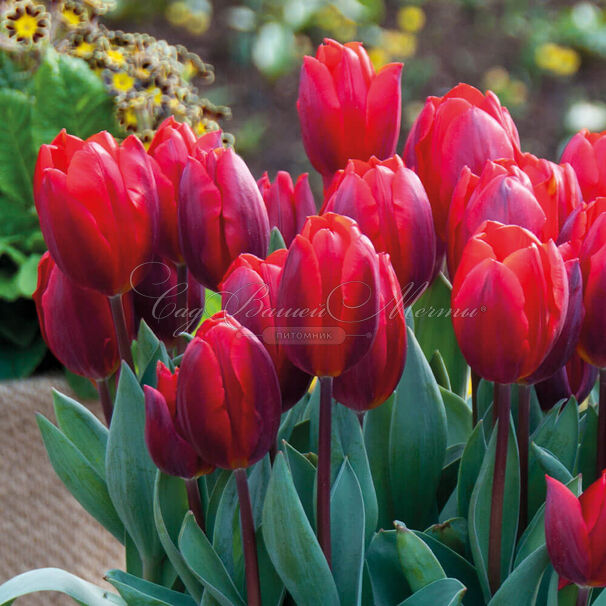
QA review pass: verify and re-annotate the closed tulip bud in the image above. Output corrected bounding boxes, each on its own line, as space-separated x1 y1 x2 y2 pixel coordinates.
452 222 568 384
561 129 606 202
132 258 205 347
144 362 213 478
34 252 133 379
322 156 436 305
148 118 223 263
545 472 606 588
298 38 403 184
221 251 313 410
535 353 598 410
404 83 520 241
179 147 270 291
34 130 158 296
176 312 281 469
276 213 380 377
257 171 316 246
333 253 407 411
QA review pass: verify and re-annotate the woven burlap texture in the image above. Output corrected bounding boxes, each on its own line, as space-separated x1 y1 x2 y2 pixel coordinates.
0 374 125 604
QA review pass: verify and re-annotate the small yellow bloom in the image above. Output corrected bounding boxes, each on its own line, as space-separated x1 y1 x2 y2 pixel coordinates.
382 30 417 59
110 71 136 93
4 1 49 45
61 3 88 28
535 43 581 77
397 6 426 33
106 48 126 67
73 40 95 58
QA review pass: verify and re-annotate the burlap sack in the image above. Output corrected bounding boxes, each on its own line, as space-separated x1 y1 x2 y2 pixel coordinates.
0 374 124 604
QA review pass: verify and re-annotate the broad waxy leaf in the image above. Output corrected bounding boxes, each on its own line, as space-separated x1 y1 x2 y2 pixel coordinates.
396 578 466 606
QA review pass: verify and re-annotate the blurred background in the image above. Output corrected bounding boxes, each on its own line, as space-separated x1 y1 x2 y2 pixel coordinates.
2 0 606 380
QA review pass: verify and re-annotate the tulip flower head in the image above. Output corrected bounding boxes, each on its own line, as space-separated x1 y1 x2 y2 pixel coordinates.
452 222 569 384
545 472 606 588
298 38 403 184
561 129 606 202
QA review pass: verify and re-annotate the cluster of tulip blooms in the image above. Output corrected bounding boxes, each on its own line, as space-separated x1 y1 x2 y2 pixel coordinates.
10 36 606 606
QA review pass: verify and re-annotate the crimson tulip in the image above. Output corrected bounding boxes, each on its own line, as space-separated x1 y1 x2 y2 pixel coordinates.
148 118 223 263
535 353 598 410
404 83 520 241
561 129 606 202
257 171 316 246
34 129 158 296
34 252 133 380
452 222 568 384
132 258 205 347
221 251 312 410
144 362 213 478
179 147 270 291
276 213 380 377
322 156 436 304
297 38 403 185
176 312 281 469
545 472 606 588
333 253 407 410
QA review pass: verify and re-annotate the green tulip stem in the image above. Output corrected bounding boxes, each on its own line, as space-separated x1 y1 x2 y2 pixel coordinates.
235 468 262 606
488 382 511 595
176 263 188 355
471 370 480 426
96 377 113 426
318 375 333 568
108 294 134 370
576 586 591 606
186 477 205 533
517 384 530 534
598 369 606 476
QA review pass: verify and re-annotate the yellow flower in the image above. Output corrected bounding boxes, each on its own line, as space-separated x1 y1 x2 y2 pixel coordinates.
105 71 136 93
535 43 581 77
73 40 95 58
4 1 49 45
382 30 417 59
105 47 126 67
61 2 88 28
397 6 426 33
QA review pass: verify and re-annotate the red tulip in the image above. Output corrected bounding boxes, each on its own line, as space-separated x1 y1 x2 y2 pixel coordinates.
132 258 205 347
404 83 520 241
176 312 281 469
179 147 270 291
221 251 312 410
545 472 606 588
535 353 598 410
333 253 407 411
148 118 223 263
276 213 380 377
322 156 436 305
561 129 606 202
452 222 568 383
34 130 158 296
144 362 213 478
297 38 403 184
34 252 133 380
257 171 316 246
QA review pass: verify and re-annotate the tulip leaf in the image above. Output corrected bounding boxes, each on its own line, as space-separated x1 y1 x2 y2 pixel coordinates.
395 521 446 593
458 427 489 513
134 320 171 386
429 350 451 390
440 387 472 447
255 526 286 606
212 473 239 578
248 456 272 529
331 458 365 606
268 226 287 254
31 49 118 148
487 546 550 606
468 417 520 601
578 405 599 490
179 513 246 606
106 362 163 578
0 89 35 204
262 453 340 606
36 414 125 543
422 519 468 558
389 327 447 529
396 578 467 606
205 470 232 538
438 445 465 511
283 440 316 525
52 389 108 480
105 569 197 606
364 394 395 529
365 530 411 606
412 272 469 397
0 568 125 605
153 472 203 601
530 442 573 484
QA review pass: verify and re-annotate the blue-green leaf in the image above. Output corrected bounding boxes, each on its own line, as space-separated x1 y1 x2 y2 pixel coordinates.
396 578 466 606
105 569 196 606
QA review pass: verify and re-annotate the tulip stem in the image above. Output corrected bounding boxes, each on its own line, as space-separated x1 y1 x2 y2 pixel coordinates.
186 478 205 533
471 370 480 426
176 263 188 355
96 377 113 426
318 376 333 568
576 587 591 606
234 468 261 606
517 384 530 534
109 294 134 370
488 382 511 595
598 369 606 476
